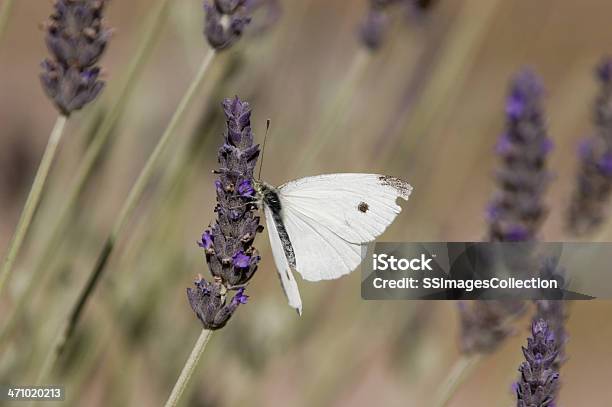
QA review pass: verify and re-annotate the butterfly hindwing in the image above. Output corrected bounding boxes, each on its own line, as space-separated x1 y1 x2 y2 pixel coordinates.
263 204 303 314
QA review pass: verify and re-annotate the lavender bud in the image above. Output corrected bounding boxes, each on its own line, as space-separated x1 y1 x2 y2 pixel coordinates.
40 0 111 116
186 278 247 330
515 319 560 407
567 58 612 235
204 0 252 50
488 70 552 242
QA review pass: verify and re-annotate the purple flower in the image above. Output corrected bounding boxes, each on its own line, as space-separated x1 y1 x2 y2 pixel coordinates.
232 288 249 305
232 251 250 268
237 179 255 197
198 231 214 249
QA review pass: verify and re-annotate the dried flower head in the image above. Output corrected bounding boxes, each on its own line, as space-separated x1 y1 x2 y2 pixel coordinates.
40 0 111 115
187 278 249 330
204 0 252 50
567 58 612 235
187 97 262 330
359 0 437 50
488 70 552 242
515 319 560 407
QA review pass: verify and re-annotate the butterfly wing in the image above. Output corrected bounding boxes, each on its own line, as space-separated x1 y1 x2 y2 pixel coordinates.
278 173 412 281
263 203 303 315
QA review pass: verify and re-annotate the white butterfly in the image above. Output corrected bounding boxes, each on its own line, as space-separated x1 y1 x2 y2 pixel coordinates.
254 174 413 315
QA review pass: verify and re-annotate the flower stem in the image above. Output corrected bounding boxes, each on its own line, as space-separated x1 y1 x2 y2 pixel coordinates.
46 49 216 365
0 0 171 346
433 354 483 407
0 0 16 44
0 115 68 297
164 329 213 407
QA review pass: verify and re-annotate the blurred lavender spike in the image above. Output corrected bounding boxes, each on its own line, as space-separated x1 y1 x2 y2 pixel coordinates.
359 6 389 50
204 0 252 50
567 58 612 235
40 0 112 115
358 0 403 51
488 70 552 242
515 319 560 407
460 71 552 355
359 0 437 51
188 97 262 330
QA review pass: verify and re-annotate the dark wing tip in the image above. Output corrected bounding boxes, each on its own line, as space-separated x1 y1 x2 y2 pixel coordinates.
378 175 413 200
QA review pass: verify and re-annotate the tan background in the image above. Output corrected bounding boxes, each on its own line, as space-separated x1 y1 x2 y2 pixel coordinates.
1 0 611 405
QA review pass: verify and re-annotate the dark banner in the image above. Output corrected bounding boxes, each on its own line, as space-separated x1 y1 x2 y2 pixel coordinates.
360 242 607 300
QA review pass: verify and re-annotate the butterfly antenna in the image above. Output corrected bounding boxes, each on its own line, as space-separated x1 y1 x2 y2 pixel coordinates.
258 119 271 180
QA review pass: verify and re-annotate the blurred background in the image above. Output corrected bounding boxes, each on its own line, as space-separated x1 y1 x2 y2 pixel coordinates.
1 0 612 405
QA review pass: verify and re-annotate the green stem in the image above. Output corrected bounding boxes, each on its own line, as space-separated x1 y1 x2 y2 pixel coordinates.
0 115 68 297
45 49 216 367
0 0 16 44
0 0 171 346
164 329 213 407
433 354 483 407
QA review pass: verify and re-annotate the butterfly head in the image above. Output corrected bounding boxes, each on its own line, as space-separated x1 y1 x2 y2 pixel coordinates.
254 180 281 213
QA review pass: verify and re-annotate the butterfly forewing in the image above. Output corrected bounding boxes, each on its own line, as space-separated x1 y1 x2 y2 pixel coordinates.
277 173 412 282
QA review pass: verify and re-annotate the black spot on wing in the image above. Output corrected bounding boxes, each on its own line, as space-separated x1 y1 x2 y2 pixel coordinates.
358 202 369 213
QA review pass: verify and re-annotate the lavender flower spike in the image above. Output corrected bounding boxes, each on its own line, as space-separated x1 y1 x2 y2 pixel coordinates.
567 58 612 235
515 319 560 407
488 70 552 242
204 0 252 50
40 0 111 116
188 97 262 330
